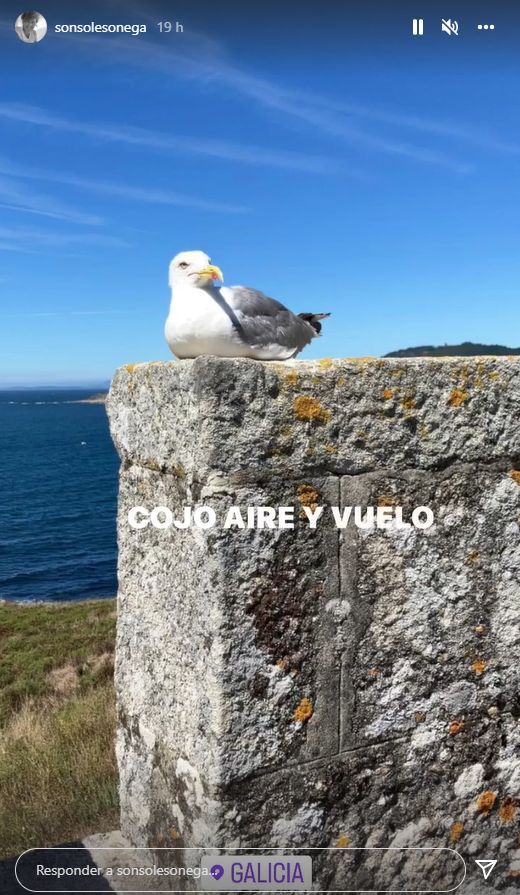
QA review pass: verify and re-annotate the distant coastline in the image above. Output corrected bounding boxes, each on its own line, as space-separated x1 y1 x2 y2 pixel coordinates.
72 392 108 404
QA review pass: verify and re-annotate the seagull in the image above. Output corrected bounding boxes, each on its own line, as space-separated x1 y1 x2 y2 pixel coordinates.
165 250 330 360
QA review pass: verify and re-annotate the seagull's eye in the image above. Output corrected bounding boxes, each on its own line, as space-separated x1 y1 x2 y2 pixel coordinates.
178 261 189 269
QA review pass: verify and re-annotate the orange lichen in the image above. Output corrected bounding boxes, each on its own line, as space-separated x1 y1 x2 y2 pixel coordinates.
510 471 520 486
472 659 486 676
414 712 426 724
378 495 397 507
382 388 395 400
450 822 464 844
125 363 137 373
467 550 479 563
169 828 180 841
448 388 469 407
297 484 321 514
368 668 381 677
500 797 517 824
293 395 331 423
336 835 350 848
448 719 464 736
476 790 497 814
294 697 313 723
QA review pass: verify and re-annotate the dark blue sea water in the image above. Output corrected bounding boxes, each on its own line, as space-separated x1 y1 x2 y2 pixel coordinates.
0 389 119 603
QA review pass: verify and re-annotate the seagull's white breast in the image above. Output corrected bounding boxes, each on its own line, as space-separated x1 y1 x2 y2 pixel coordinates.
165 284 248 359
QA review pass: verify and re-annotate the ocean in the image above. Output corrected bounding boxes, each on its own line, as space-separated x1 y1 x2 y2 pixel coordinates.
0 389 119 603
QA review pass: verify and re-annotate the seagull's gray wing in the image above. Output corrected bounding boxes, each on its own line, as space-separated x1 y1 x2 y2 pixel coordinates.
219 285 316 353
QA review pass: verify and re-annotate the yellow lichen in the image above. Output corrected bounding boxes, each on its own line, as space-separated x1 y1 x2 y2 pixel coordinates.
297 484 321 513
467 550 479 563
293 395 331 423
382 388 395 400
318 358 333 368
336 835 350 848
450 822 464 844
499 797 517 824
476 790 497 814
510 471 520 486
448 388 469 407
472 659 486 676
414 712 426 724
400 392 416 411
378 495 397 507
475 624 487 636
125 363 137 373
293 697 313 723
419 424 429 439
323 443 338 454
284 370 299 387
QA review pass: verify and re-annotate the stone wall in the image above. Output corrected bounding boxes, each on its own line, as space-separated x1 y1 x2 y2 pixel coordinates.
107 357 520 891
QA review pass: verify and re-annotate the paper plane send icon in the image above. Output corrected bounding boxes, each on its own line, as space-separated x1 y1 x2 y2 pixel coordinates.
475 859 497 880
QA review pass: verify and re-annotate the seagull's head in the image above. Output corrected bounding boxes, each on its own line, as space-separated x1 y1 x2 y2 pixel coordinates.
169 250 224 288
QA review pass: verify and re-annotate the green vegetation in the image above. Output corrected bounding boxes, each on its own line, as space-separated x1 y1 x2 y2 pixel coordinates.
385 341 520 358
0 599 118 858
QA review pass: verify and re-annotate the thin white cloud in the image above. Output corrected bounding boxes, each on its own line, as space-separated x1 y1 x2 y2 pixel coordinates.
0 175 104 226
77 28 515 173
0 225 127 251
0 103 341 174
0 157 248 214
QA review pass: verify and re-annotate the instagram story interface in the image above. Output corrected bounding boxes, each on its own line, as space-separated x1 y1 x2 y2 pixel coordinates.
1 1 519 893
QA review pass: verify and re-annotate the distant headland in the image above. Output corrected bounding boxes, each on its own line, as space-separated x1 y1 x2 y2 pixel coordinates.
385 341 520 358
73 392 107 404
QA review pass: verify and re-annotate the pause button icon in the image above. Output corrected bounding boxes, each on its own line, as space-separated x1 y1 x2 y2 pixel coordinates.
412 18 424 35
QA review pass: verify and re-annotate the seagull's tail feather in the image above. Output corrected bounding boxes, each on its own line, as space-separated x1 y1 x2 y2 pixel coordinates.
297 312 331 335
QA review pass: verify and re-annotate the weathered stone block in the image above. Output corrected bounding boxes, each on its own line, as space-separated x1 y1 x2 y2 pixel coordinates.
107 357 520 892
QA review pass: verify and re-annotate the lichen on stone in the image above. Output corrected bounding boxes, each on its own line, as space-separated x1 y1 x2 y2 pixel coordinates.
293 395 331 423
509 470 520 486
448 719 464 736
378 495 397 507
499 797 516 824
449 822 464 843
297 484 321 513
293 697 313 723
335 835 350 848
382 388 395 400
471 659 486 676
400 392 416 411
448 388 469 407
476 790 497 814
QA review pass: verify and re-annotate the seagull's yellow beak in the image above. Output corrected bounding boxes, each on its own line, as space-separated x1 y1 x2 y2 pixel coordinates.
198 264 224 282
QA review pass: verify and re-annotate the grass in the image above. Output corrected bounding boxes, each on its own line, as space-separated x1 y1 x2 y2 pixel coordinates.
0 599 118 858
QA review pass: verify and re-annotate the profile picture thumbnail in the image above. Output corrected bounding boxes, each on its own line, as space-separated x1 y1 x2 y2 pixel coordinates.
15 10 48 43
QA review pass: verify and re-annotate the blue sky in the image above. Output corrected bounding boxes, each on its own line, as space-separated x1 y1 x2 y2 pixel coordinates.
1 0 519 385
